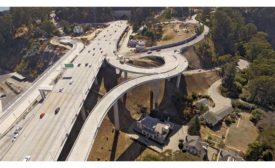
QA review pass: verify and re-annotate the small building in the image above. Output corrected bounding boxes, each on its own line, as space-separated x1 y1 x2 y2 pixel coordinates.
135 41 146 52
217 149 244 161
202 106 233 127
182 135 207 159
35 19 42 25
73 25 84 35
128 39 146 48
11 72 27 82
237 59 250 71
135 116 171 144
127 39 137 48
194 98 209 107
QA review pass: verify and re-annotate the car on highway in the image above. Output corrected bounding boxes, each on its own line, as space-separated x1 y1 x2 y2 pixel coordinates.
147 51 152 54
77 63 81 67
0 93 6 98
59 88 64 92
69 79 73 85
40 113 45 119
14 126 22 135
12 132 19 142
85 63 88 67
54 107 60 115
156 49 161 52
22 155 31 161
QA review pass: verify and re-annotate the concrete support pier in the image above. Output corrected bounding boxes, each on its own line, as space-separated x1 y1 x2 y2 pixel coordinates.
0 99 3 113
39 90 46 100
94 77 98 85
151 81 160 110
113 102 119 130
124 71 128 79
176 75 181 89
80 107 86 120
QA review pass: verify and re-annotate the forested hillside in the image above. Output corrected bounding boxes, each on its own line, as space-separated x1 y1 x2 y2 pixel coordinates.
0 8 59 78
0 7 164 76
199 7 275 160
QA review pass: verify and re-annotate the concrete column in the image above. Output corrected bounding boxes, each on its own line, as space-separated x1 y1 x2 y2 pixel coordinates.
154 81 160 110
120 94 124 102
113 102 119 130
118 69 122 76
176 75 181 89
94 77 98 85
0 99 3 113
124 71 128 79
81 107 86 120
39 90 46 100
167 78 171 82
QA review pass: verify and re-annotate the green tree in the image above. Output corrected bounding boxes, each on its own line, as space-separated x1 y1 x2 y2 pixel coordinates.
221 62 241 98
188 116 201 136
250 108 264 124
40 20 58 36
212 8 245 55
244 32 272 61
195 41 213 68
247 76 275 107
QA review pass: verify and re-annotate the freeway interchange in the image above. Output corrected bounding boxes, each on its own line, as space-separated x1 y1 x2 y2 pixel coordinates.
0 17 209 161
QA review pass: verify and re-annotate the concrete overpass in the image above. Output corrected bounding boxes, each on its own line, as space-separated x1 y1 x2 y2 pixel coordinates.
0 15 209 161
67 16 209 161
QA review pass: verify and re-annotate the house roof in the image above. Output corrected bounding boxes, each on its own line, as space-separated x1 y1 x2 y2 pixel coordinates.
11 72 26 80
218 149 243 161
194 98 209 106
138 116 170 135
203 112 220 126
216 106 233 119
185 135 203 151
203 106 233 126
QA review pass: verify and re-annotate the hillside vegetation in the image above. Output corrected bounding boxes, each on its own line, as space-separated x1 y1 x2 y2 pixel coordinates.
198 7 275 160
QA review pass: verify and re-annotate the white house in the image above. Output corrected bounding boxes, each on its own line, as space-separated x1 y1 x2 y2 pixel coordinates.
135 116 171 144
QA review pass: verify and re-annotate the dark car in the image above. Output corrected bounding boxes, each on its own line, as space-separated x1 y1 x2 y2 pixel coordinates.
77 63 81 67
40 113 45 119
85 63 88 67
55 107 60 115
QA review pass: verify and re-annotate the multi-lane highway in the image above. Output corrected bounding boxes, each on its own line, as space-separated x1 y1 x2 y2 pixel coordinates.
0 37 84 137
67 16 209 161
0 21 128 161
